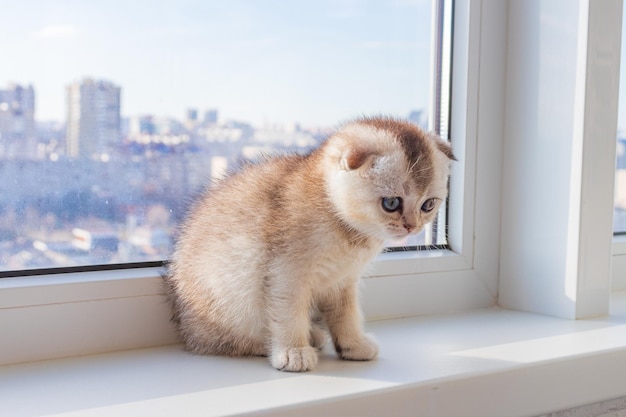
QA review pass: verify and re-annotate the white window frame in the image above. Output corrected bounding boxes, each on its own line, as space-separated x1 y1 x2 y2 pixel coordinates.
614 235 626 289
498 0 622 319
0 0 624 366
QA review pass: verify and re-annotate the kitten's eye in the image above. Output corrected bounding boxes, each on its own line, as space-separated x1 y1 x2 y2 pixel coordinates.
381 197 402 213
421 198 437 213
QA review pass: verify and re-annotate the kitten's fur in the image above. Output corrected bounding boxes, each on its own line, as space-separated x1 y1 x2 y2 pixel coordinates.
165 116 454 372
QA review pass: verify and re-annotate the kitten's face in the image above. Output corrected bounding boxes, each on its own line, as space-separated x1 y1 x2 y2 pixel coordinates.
326 121 453 241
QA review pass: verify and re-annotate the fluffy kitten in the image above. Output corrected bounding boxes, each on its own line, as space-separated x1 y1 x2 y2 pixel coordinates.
165 116 454 372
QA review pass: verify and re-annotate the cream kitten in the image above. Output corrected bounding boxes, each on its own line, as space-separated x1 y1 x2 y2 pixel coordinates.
165 116 454 372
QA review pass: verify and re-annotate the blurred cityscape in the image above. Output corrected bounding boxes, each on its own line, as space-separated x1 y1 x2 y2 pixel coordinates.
0 79 430 273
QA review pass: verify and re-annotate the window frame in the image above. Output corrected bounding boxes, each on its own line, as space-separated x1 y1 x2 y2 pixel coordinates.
1 0 624 366
614 236 626 290
497 0 622 319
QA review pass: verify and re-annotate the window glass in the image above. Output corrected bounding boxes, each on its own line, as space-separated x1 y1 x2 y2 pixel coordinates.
0 0 444 275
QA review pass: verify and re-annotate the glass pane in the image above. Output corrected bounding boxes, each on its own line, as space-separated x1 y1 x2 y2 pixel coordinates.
616 4 626 234
0 0 439 274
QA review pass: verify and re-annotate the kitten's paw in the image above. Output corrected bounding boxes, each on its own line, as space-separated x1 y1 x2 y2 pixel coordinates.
271 346 318 372
336 334 379 361
309 325 328 350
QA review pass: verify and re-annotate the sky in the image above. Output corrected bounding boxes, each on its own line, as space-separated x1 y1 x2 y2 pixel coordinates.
0 0 433 128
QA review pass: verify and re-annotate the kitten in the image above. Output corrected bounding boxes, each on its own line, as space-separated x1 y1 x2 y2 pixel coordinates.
165 116 455 372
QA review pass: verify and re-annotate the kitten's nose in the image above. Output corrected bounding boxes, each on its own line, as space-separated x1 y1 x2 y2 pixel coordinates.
403 223 415 233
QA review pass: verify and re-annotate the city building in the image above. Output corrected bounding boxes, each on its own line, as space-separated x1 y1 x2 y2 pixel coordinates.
66 78 121 159
129 115 156 136
408 109 428 129
203 109 218 126
0 83 36 159
185 108 198 131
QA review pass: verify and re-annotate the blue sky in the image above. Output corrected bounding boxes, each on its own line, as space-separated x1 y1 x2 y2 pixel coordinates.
0 0 432 127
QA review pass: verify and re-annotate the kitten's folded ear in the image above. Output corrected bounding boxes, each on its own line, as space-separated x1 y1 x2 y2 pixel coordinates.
340 148 376 171
328 130 378 171
435 138 457 161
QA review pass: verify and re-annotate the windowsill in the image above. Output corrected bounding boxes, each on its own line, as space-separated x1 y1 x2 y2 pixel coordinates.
3 292 626 417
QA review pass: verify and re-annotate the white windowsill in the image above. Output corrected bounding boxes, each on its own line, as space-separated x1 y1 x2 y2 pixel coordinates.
3 291 626 417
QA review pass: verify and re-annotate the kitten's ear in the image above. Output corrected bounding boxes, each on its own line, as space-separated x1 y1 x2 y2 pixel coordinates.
436 139 457 161
340 148 376 171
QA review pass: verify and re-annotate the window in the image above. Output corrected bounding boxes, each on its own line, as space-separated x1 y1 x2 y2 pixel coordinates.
1 0 623 367
0 0 453 277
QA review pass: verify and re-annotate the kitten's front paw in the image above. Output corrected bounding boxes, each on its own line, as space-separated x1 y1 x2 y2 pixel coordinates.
336 334 379 361
271 346 318 372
